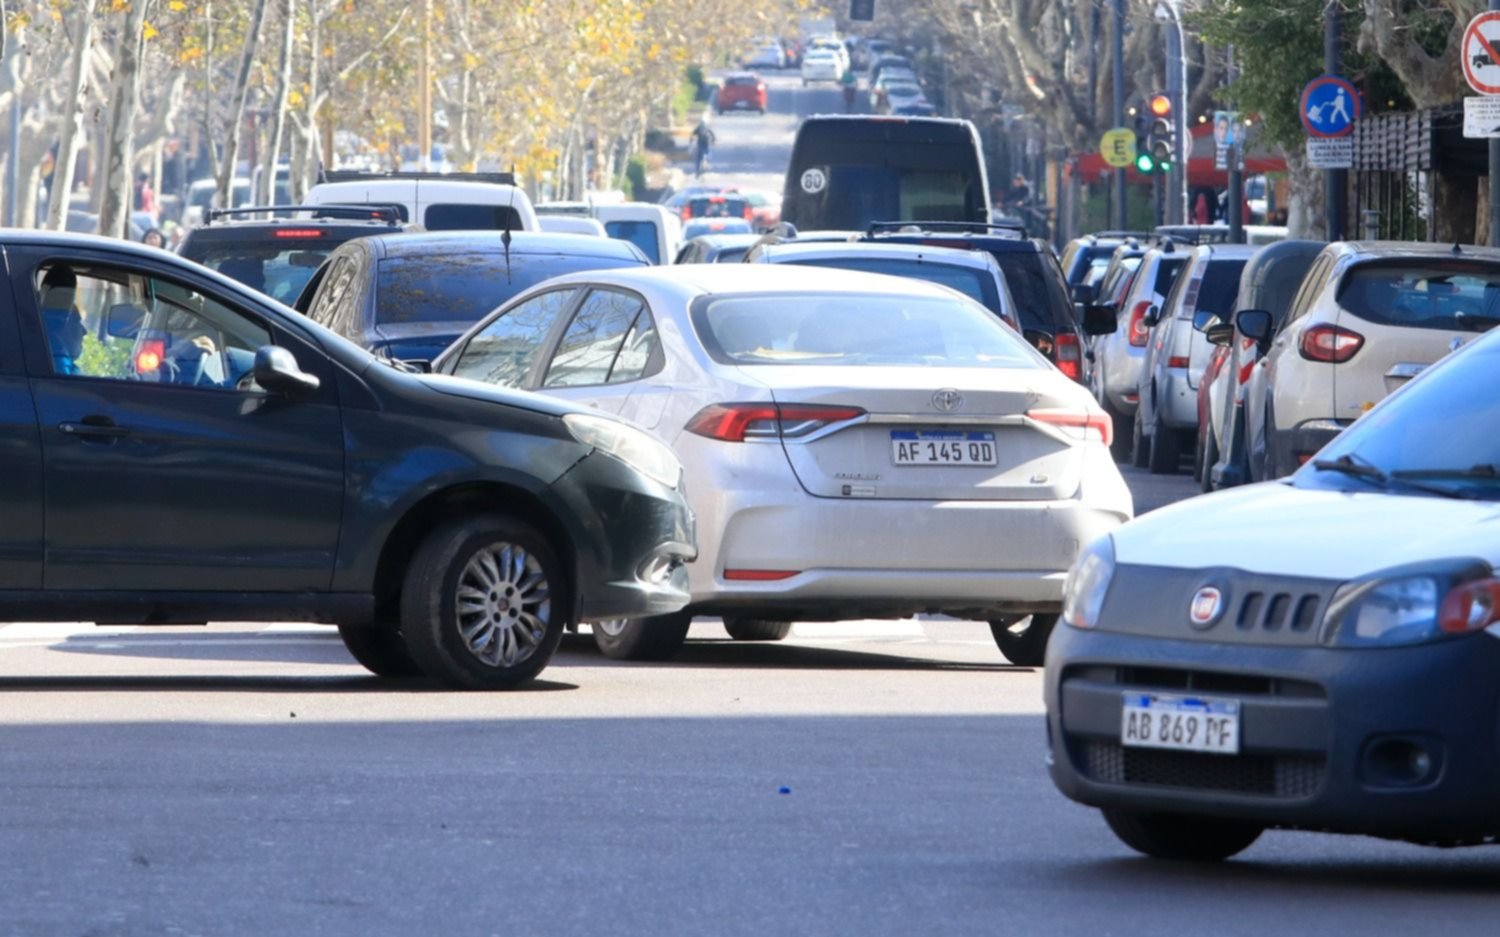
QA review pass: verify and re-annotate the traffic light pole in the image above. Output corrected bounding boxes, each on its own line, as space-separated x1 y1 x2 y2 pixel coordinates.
1492 0 1500 247
1324 1 1346 240
1161 0 1188 226
1227 45 1244 244
1112 0 1127 230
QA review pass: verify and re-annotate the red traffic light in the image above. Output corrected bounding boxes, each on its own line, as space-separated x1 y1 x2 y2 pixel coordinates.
1148 94 1172 118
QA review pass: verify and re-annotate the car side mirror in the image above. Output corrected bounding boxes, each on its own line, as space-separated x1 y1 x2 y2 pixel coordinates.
1192 309 1222 333
396 358 432 373
1070 283 1096 304
1081 302 1118 336
1235 308 1274 353
1022 328 1056 357
1205 322 1235 346
1142 304 1161 327
105 303 144 339
252 345 320 396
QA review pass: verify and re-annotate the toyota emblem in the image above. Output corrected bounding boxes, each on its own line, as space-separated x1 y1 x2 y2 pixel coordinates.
931 389 964 412
1189 587 1223 629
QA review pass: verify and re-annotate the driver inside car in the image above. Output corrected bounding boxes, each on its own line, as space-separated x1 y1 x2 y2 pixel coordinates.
38 266 87 375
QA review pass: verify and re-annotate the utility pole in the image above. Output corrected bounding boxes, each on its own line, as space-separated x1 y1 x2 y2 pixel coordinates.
1492 0 1500 246
1227 45 1244 244
1324 0 1345 240
1160 0 1188 225
1112 0 1127 230
419 0 432 171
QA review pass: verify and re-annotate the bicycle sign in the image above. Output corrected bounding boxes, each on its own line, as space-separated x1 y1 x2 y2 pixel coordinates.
1299 75 1360 138
1464 12 1500 96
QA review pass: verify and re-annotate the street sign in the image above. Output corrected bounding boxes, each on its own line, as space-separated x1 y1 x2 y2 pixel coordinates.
1213 111 1241 171
1099 127 1136 169
1300 75 1360 139
849 0 875 22
1306 138 1353 170
1464 12 1500 95
1464 96 1500 138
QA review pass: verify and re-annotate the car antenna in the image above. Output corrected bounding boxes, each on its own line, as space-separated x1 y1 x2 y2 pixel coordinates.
502 166 515 284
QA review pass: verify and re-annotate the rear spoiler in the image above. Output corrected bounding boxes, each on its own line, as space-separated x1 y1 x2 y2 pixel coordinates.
206 204 402 224
316 168 518 186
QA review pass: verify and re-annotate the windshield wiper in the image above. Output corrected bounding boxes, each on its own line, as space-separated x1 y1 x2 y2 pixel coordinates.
1392 463 1500 481
1312 453 1473 500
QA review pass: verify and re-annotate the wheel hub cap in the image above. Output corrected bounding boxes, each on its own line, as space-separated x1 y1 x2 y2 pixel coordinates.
455 543 551 669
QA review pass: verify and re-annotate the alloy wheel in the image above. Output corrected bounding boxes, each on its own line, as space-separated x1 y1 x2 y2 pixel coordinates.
455 543 551 669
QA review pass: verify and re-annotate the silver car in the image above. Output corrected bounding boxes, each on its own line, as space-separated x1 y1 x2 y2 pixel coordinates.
1090 246 1189 446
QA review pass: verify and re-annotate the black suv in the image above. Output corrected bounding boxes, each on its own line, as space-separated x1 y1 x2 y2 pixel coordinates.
7 231 695 689
296 231 650 364
177 204 416 305
860 222 1089 384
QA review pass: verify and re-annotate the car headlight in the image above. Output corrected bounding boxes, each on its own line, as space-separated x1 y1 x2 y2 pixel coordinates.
563 413 682 490
1320 561 1491 647
1062 536 1115 629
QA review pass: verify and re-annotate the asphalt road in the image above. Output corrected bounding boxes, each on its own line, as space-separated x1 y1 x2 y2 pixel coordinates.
3 74 1496 937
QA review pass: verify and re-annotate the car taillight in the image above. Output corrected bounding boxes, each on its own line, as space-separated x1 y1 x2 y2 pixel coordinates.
134 338 166 374
743 204 754 220
1300 325 1364 363
724 569 800 582
1054 331 1083 382
1127 301 1151 347
1027 407 1113 446
1440 578 1500 633
685 403 866 442
680 206 692 221
1167 355 1189 369
272 229 325 238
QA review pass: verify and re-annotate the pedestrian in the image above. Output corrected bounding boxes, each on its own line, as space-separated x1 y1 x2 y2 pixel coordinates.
1002 173 1031 210
1193 192 1210 225
134 170 157 216
141 227 166 249
840 67 858 113
692 114 716 178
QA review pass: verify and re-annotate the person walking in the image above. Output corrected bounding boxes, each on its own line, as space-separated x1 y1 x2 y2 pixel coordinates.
840 67 858 113
692 114 716 178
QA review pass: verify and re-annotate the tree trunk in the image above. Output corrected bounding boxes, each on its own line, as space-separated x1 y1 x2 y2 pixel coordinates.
291 0 319 200
99 0 153 240
1433 173 1477 245
46 0 98 231
216 0 271 208
1282 146 1324 240
259 0 295 206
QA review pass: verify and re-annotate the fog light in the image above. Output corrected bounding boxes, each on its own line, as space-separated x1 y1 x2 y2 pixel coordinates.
1361 736 1441 788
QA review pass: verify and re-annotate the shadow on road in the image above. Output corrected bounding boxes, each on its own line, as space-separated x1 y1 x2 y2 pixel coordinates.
556 633 1026 674
0 673 579 693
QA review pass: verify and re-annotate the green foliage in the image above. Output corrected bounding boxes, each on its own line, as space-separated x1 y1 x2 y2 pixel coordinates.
685 64 705 90
671 73 701 123
75 334 132 380
1194 0 1331 149
623 154 648 201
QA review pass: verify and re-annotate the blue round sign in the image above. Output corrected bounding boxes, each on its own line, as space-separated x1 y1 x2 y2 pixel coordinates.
1300 75 1361 139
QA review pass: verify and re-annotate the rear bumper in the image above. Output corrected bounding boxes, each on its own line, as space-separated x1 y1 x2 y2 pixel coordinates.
1159 370 1198 429
1098 343 1145 414
1269 418 1351 475
1045 625 1500 843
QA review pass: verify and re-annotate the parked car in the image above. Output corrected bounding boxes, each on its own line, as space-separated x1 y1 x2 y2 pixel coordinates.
1089 245 1189 452
177 204 413 305
594 203 683 266
295 231 649 363
1060 232 1149 303
861 222 1090 385
1047 329 1500 860
1132 243 1251 474
304 170 539 232
876 83 927 115
432 265 1131 666
1202 239 1324 490
727 188 782 230
681 194 753 224
747 240 1020 330
715 72 769 114
682 217 754 240
12 231 694 689
1239 241 1500 481
673 233 763 265
744 42 786 70
801 49 842 85
537 216 608 237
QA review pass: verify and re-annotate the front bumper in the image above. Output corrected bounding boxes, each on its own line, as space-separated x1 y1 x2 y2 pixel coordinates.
544 451 696 622
1045 625 1500 843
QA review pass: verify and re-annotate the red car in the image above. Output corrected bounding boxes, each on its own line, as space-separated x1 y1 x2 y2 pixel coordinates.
716 72 768 114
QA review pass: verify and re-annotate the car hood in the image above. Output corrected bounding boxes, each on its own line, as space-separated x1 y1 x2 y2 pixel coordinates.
1113 482 1500 579
417 372 586 419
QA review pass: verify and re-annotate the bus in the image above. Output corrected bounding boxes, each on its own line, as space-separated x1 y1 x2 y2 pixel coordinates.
780 116 991 232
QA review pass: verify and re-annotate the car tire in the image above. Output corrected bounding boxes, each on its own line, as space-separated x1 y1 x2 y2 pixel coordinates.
1148 409 1180 475
592 612 693 661
1130 408 1151 469
722 618 792 641
1102 808 1263 861
398 514 569 690
1199 426 1219 493
989 614 1057 667
337 623 424 678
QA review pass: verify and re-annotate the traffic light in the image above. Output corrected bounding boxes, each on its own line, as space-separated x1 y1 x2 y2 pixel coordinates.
1146 93 1175 173
1134 147 1158 174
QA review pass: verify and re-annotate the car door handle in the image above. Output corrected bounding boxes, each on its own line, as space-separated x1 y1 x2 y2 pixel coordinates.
59 417 131 439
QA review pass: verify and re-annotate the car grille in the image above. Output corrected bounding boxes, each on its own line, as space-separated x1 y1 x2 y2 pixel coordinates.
1078 740 1325 799
1234 589 1322 634
1066 664 1326 699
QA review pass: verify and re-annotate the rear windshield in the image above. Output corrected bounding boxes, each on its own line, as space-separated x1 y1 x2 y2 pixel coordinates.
375 252 641 325
422 204 525 231
691 292 1037 368
818 168 969 228
988 252 1072 332
1152 256 1188 296
1186 258 1248 319
603 221 660 263
725 76 759 87
687 198 749 219
181 241 333 305
782 257 1002 315
1336 262 1500 331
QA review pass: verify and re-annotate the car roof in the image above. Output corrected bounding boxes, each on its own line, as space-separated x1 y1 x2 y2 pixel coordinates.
758 241 999 269
359 231 647 260
1195 243 1259 261
686 233 762 248
544 261 964 303
0 230 175 257
1336 241 1500 263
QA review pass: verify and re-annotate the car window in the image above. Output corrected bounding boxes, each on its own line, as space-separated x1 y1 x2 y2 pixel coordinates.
183 242 332 306
450 288 577 387
990 252 1071 332
1284 255 1331 329
543 290 645 388
1335 261 1500 331
376 252 640 326
782 256 1002 314
35 262 269 391
307 256 359 338
609 311 660 384
1151 255 1188 299
1191 258 1249 320
422 204 525 231
603 221 661 263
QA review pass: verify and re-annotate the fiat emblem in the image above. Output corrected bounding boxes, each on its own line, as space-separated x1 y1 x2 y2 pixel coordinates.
931 389 964 412
1189 587 1223 629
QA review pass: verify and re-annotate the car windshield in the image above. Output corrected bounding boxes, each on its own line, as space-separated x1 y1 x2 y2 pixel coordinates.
184 243 330 306
691 292 1038 368
375 252 640 325
1300 336 1500 499
782 256 1002 315
603 220 660 263
1336 261 1500 331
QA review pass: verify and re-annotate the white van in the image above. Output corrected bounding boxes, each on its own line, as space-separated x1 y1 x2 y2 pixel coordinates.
537 215 607 237
305 171 538 232
592 203 681 265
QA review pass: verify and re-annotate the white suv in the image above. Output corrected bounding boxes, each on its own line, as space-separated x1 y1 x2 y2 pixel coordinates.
1239 241 1500 479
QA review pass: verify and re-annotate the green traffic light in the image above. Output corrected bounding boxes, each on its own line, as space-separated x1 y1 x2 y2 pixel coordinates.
1135 153 1156 174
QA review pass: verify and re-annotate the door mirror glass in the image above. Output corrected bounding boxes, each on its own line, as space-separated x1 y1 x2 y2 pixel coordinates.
1205 322 1235 346
1142 304 1161 327
252 345 320 396
395 358 432 373
1192 309 1222 333
1235 308 1274 342
1081 303 1118 336
106 302 145 338
1022 328 1055 357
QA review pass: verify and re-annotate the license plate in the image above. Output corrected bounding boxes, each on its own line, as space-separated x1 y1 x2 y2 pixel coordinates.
1120 693 1240 755
890 430 997 467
